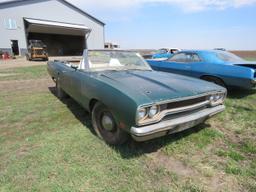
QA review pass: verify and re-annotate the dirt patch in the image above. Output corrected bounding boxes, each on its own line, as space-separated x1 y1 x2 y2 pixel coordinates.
0 56 82 70
230 51 256 59
15 144 34 159
0 73 17 77
148 150 196 176
146 150 242 192
0 58 47 70
0 78 54 93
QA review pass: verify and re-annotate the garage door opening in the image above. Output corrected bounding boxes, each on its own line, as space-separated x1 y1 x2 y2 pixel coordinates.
28 33 85 56
24 18 90 56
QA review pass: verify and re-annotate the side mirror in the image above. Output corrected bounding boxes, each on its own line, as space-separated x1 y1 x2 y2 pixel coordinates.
71 65 78 70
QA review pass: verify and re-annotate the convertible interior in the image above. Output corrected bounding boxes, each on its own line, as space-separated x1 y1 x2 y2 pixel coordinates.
61 57 124 70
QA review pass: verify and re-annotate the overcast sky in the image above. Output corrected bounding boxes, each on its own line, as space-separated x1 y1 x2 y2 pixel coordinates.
69 0 256 50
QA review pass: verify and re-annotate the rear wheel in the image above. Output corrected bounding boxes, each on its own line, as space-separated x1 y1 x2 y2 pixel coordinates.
201 76 226 88
92 102 128 145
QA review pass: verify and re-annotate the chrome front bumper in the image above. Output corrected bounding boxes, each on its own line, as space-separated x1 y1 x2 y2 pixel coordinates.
130 105 225 142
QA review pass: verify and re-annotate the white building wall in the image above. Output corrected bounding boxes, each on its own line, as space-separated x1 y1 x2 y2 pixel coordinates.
0 0 105 54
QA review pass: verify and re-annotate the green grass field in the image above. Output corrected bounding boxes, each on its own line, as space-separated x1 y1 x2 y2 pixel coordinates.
0 65 255 192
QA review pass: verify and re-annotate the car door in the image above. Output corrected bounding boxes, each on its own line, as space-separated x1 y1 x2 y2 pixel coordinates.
159 53 191 76
58 64 73 94
66 68 84 103
186 53 204 78
64 67 93 110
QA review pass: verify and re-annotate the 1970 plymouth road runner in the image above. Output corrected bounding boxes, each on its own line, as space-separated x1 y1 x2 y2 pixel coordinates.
47 50 226 145
148 50 256 90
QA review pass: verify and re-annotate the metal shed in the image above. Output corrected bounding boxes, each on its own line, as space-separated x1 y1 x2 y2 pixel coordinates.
0 0 105 56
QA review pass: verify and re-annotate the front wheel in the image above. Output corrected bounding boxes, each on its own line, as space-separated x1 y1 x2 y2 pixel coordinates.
92 102 128 145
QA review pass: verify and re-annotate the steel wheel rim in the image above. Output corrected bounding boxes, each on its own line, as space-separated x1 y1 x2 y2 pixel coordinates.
101 112 115 132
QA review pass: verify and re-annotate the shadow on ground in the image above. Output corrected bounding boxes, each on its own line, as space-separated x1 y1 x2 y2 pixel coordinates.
227 88 256 99
112 123 208 159
49 86 210 159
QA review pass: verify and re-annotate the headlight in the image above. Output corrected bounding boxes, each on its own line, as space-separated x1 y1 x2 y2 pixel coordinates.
209 92 226 106
136 105 161 125
137 108 147 121
148 105 159 118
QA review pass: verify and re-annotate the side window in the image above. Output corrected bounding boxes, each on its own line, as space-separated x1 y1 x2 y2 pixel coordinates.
4 19 17 30
168 53 187 62
183 53 201 63
190 54 201 62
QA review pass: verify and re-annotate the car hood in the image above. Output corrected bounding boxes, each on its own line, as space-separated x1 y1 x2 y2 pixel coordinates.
97 70 224 105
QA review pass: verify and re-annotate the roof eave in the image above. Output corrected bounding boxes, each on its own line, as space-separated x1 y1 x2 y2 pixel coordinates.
0 0 105 26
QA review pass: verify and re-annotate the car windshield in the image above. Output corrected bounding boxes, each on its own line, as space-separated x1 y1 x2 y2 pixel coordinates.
214 51 244 62
88 50 152 71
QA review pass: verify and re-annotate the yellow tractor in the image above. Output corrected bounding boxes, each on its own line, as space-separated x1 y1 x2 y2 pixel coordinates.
26 40 48 61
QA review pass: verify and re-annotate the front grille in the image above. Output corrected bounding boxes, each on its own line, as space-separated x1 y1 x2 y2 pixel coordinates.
34 49 44 55
165 96 208 110
162 106 207 121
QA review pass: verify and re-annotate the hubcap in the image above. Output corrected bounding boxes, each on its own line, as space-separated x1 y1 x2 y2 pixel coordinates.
101 114 114 131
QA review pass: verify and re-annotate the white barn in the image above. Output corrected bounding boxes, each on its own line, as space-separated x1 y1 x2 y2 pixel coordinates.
0 0 105 56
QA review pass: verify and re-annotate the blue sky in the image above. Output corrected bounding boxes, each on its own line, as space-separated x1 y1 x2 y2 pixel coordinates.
70 0 256 50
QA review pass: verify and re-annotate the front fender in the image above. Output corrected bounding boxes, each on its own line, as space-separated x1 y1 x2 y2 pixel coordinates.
82 75 139 131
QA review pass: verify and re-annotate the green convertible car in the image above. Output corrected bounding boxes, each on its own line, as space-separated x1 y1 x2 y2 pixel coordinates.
47 50 226 145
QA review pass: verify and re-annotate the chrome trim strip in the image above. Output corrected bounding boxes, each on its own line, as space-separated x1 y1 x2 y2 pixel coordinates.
131 105 225 142
163 100 210 116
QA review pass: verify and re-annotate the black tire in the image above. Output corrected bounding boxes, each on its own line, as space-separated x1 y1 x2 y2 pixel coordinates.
201 76 226 88
56 77 67 99
92 102 128 145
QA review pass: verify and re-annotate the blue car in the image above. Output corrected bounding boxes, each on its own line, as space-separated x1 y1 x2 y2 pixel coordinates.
152 48 181 59
148 50 256 90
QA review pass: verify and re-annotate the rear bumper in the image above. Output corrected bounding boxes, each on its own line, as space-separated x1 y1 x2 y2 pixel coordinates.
130 105 225 142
